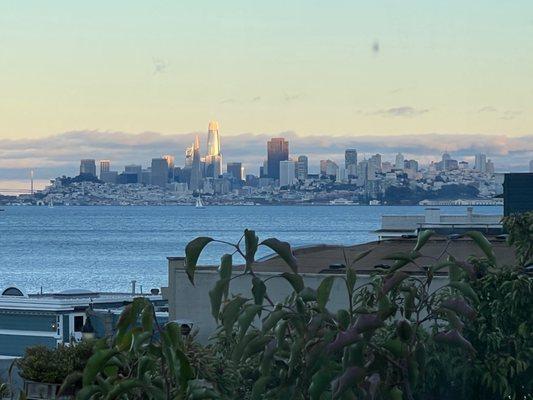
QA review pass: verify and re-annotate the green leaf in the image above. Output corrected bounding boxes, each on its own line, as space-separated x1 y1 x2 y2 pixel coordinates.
222 296 248 335
262 310 286 333
346 267 357 293
209 279 229 321
464 231 496 264
218 253 233 281
185 237 214 285
332 366 365 399
414 229 434 251
252 277 267 306
309 368 334 400
260 238 298 273
300 286 317 302
141 304 154 333
449 281 479 303
251 376 270 400
317 276 335 311
82 349 118 386
280 272 304 293
244 229 259 266
238 304 262 338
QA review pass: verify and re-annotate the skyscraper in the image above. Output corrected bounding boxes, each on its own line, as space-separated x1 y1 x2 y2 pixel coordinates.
267 138 289 180
184 146 193 167
80 159 96 177
151 158 169 187
345 149 358 171
395 153 405 170
486 159 495 174
99 160 110 178
163 155 175 181
369 154 382 172
279 160 296 187
227 162 243 181
205 121 222 178
296 155 308 180
189 135 203 191
475 153 487 172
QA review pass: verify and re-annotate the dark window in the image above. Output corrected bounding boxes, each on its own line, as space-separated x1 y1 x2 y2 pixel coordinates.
74 316 84 332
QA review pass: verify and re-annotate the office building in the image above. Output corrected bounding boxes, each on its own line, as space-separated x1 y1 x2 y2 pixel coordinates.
189 135 203 191
227 162 244 181
80 159 96 177
151 158 169 187
296 155 308 180
369 154 382 172
486 159 495 174
99 160 110 178
205 121 222 178
185 146 193 167
395 153 404 170
279 160 296 187
475 153 487 172
345 149 358 170
267 138 289 180
336 167 347 182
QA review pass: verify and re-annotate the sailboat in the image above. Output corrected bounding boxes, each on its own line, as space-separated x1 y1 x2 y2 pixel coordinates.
195 197 205 209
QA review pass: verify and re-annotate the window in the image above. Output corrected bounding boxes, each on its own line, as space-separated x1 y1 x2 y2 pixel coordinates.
74 315 84 332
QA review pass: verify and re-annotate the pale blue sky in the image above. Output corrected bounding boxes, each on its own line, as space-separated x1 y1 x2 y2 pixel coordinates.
0 0 532 138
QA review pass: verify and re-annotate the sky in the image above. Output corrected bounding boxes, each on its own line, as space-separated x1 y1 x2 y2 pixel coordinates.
1 1 532 186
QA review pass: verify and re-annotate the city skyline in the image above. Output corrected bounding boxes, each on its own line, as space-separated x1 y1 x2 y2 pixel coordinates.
1 1 532 141
1 128 532 192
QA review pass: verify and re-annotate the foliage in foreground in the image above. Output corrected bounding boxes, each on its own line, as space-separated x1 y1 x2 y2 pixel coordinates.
48 213 532 399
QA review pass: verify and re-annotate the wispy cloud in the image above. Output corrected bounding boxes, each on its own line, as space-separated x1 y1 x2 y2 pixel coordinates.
0 131 531 181
373 106 429 118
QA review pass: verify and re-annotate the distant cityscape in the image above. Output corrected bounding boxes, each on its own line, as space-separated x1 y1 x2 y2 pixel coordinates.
3 121 529 206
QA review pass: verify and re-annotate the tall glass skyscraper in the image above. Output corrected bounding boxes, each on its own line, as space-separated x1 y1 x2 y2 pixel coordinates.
205 121 222 178
267 138 289 180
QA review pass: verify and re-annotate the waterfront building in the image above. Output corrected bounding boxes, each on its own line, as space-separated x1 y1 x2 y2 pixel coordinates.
189 135 203 191
99 160 110 178
395 153 404 170
227 162 244 181
80 159 96 177
475 153 487 172
0 287 167 357
267 138 289 180
345 149 358 170
296 155 308 180
150 158 169 187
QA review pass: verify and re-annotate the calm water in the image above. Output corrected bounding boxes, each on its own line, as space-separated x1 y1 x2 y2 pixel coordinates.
0 205 502 293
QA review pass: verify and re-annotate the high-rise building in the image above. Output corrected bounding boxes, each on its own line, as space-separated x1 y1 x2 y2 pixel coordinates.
395 153 404 170
189 135 203 191
530 160 533 173
267 138 289 180
279 160 296 187
80 159 96 177
124 164 142 183
205 121 222 178
99 160 110 178
296 155 308 180
369 154 382 172
151 158 169 187
474 153 487 172
336 167 347 182
227 162 243 181
459 161 469 170
486 159 495 174
404 159 419 172
345 149 358 170
185 146 193 167
320 160 338 177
